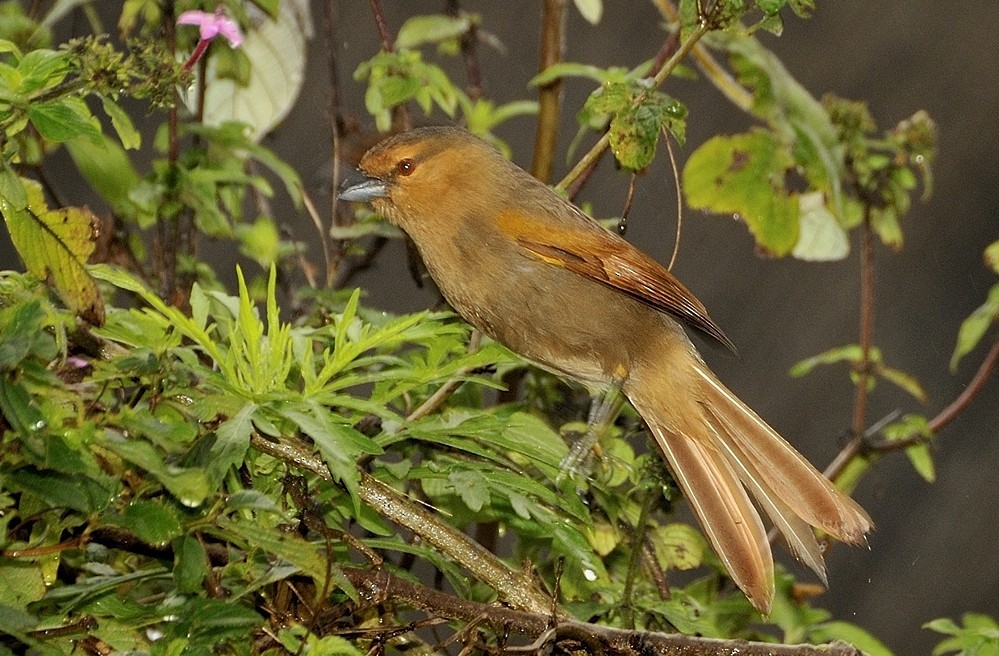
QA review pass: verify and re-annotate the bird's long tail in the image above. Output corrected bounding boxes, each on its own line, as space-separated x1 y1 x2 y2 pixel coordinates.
626 354 872 613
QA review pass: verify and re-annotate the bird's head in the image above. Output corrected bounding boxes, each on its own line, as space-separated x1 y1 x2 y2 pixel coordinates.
338 126 507 232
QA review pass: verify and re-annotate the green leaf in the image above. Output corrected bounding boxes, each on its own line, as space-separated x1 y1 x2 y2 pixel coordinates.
100 431 212 508
789 344 863 378
719 33 845 218
984 239 999 274
0 179 104 324
395 14 472 50
810 621 894 656
215 517 357 601
7 466 117 514
652 523 707 570
65 133 141 219
210 403 256 486
950 283 999 371
906 443 936 483
448 469 490 512
684 130 799 256
572 0 603 24
0 560 46 609
876 363 926 402
99 96 141 149
173 535 208 594
107 500 183 545
26 97 101 143
0 162 27 211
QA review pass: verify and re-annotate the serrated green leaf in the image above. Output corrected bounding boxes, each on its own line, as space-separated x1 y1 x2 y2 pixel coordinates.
950 283 999 371
448 469 489 512
683 130 799 255
0 179 104 324
209 403 256 485
27 97 101 143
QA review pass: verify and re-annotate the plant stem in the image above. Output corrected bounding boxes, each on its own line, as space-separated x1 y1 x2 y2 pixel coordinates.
530 0 567 183
249 433 555 615
852 215 876 439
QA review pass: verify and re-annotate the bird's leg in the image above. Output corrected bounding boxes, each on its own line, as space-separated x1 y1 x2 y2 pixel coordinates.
557 382 626 482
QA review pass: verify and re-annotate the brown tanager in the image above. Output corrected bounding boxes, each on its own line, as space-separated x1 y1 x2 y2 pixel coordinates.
339 126 871 613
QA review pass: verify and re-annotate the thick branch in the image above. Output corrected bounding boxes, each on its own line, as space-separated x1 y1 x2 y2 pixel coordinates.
248 434 554 615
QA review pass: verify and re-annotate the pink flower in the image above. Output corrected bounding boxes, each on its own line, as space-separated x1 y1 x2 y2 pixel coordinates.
177 6 243 47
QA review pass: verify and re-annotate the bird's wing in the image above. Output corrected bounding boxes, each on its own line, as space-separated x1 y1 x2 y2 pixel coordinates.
496 209 735 351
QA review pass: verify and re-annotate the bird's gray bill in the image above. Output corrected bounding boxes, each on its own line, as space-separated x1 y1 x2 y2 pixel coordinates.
339 175 389 202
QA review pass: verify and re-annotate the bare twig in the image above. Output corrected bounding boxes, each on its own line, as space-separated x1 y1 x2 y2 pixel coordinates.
851 216 876 439
663 129 683 271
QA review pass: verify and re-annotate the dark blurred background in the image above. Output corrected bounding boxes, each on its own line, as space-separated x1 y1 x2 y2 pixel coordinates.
4 2 997 653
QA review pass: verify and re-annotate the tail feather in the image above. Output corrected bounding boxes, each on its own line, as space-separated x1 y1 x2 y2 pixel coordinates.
645 419 775 612
692 363 873 543
703 409 828 584
625 351 872 614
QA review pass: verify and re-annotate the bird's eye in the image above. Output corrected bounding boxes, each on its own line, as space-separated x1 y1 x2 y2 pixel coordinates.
395 158 416 176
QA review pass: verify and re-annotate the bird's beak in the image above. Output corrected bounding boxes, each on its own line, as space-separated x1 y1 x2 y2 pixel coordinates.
338 173 389 203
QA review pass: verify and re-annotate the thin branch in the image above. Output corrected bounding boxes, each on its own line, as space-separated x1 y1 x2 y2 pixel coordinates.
248 434 555 615
530 0 567 183
663 129 683 271
339 566 863 656
851 217 876 439
445 0 484 100
652 0 754 112
928 336 999 433
367 0 394 52
323 0 345 286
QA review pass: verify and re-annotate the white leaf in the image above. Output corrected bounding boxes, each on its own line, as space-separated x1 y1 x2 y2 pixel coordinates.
573 0 603 24
792 191 850 261
186 0 313 142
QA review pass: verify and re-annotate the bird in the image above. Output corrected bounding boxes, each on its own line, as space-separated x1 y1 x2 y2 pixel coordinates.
338 125 872 613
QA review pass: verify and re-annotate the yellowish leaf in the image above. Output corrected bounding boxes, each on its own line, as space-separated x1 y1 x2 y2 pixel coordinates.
0 179 104 324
